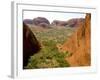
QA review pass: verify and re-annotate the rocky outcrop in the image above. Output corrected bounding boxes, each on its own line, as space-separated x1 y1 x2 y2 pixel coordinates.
66 18 85 27
23 19 33 24
38 22 50 28
33 17 50 28
57 13 91 66
51 20 68 26
23 22 41 68
51 18 85 27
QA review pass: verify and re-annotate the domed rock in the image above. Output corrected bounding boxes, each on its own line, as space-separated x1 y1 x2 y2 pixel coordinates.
66 18 85 27
51 18 85 27
33 17 50 28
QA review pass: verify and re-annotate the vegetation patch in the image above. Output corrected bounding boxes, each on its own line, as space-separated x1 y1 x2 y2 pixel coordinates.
25 26 75 69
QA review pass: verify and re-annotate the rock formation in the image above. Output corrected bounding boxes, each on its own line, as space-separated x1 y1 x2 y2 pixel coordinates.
57 13 91 66
66 18 85 27
33 17 50 28
51 18 84 27
51 20 68 26
23 22 41 68
23 19 33 24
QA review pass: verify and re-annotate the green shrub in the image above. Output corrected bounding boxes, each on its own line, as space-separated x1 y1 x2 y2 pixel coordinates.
25 43 70 69
25 26 74 69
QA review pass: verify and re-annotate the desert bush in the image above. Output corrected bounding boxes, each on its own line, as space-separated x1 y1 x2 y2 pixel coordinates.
25 41 70 69
25 26 75 69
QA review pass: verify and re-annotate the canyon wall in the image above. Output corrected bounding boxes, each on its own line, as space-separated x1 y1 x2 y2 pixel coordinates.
58 13 91 66
23 22 41 68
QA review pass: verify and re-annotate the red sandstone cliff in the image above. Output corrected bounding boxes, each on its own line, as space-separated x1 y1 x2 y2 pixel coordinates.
57 13 91 66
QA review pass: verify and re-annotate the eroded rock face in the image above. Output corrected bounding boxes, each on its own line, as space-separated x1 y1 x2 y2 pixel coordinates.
33 17 50 28
23 22 41 68
57 13 91 66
